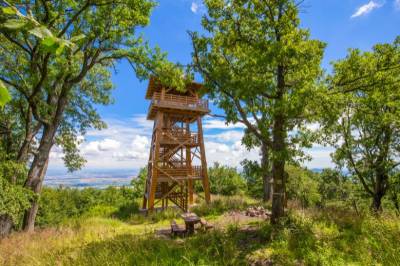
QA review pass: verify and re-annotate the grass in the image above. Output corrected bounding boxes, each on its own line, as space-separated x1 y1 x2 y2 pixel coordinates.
1 196 399 266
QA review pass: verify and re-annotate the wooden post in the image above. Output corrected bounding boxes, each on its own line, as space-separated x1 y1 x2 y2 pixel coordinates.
197 117 210 203
148 111 163 211
186 122 193 205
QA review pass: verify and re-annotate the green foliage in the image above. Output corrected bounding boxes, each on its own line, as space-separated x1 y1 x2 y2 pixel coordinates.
242 159 264 199
286 165 321 208
191 195 251 216
0 177 33 224
0 0 189 229
130 167 147 198
191 1 325 219
320 36 400 211
0 80 11 108
0 0 187 180
191 0 325 157
0 158 33 225
195 162 247 196
36 186 138 226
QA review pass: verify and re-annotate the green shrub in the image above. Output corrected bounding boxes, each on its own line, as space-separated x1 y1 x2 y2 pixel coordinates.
195 162 247 196
0 160 33 228
36 186 139 226
0 176 34 226
286 165 321 208
130 167 146 198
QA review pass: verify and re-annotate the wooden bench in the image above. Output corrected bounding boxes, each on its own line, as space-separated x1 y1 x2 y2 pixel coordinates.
170 220 186 237
200 218 213 230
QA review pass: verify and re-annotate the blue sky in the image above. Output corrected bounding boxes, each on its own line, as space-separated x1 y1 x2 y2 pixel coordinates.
47 0 400 177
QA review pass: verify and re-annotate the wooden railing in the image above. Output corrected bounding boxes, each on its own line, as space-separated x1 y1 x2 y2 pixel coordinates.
160 129 198 144
151 92 208 110
157 166 202 178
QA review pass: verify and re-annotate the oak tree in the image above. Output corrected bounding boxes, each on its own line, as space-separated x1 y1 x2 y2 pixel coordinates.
0 0 185 231
322 37 400 212
190 0 325 223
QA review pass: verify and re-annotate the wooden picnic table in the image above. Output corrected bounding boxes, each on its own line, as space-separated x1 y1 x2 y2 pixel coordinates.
181 212 201 234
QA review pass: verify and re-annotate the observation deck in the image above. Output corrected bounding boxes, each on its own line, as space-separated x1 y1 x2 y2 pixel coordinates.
147 92 210 120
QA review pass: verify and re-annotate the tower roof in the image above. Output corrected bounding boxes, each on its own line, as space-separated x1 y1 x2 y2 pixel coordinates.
145 76 203 99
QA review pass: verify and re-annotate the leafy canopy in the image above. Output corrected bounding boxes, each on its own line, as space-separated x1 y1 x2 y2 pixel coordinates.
0 0 187 172
191 0 325 163
320 37 400 208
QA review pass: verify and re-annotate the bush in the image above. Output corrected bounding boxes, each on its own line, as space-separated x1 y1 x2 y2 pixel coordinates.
286 165 321 208
0 176 34 227
36 186 139 226
130 167 146 198
0 160 33 230
196 162 247 196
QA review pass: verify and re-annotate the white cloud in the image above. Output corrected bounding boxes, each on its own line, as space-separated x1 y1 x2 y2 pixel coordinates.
351 1 383 18
395 0 400 9
205 130 244 142
48 116 335 173
203 118 245 130
98 139 121 151
191 2 199 13
190 0 205 14
113 135 150 161
131 135 149 151
303 147 335 169
81 139 120 155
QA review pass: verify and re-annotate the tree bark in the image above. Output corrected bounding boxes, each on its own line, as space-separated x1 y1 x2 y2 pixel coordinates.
370 173 387 213
271 115 286 224
23 84 69 232
0 214 13 238
371 193 383 213
271 60 286 224
23 155 49 232
261 142 272 202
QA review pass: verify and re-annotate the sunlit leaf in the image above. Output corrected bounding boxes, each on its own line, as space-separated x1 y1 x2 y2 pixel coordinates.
29 26 53 39
41 36 59 53
56 43 65 56
1 7 18 15
2 19 27 30
70 34 86 42
0 80 12 108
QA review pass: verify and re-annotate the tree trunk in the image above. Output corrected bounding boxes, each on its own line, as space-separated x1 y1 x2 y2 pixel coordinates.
271 60 286 224
261 142 272 202
23 125 55 232
371 194 383 213
370 173 388 214
23 156 49 232
23 126 55 232
0 214 13 238
271 116 286 224
23 88 68 232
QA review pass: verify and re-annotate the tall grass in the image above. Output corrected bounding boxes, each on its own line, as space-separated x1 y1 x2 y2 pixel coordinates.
1 197 399 266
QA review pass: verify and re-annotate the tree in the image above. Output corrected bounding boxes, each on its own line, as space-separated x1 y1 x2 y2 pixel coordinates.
322 37 400 212
0 0 186 231
190 0 325 223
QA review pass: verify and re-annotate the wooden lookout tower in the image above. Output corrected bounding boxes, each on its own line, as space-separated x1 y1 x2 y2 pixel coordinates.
142 77 211 212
